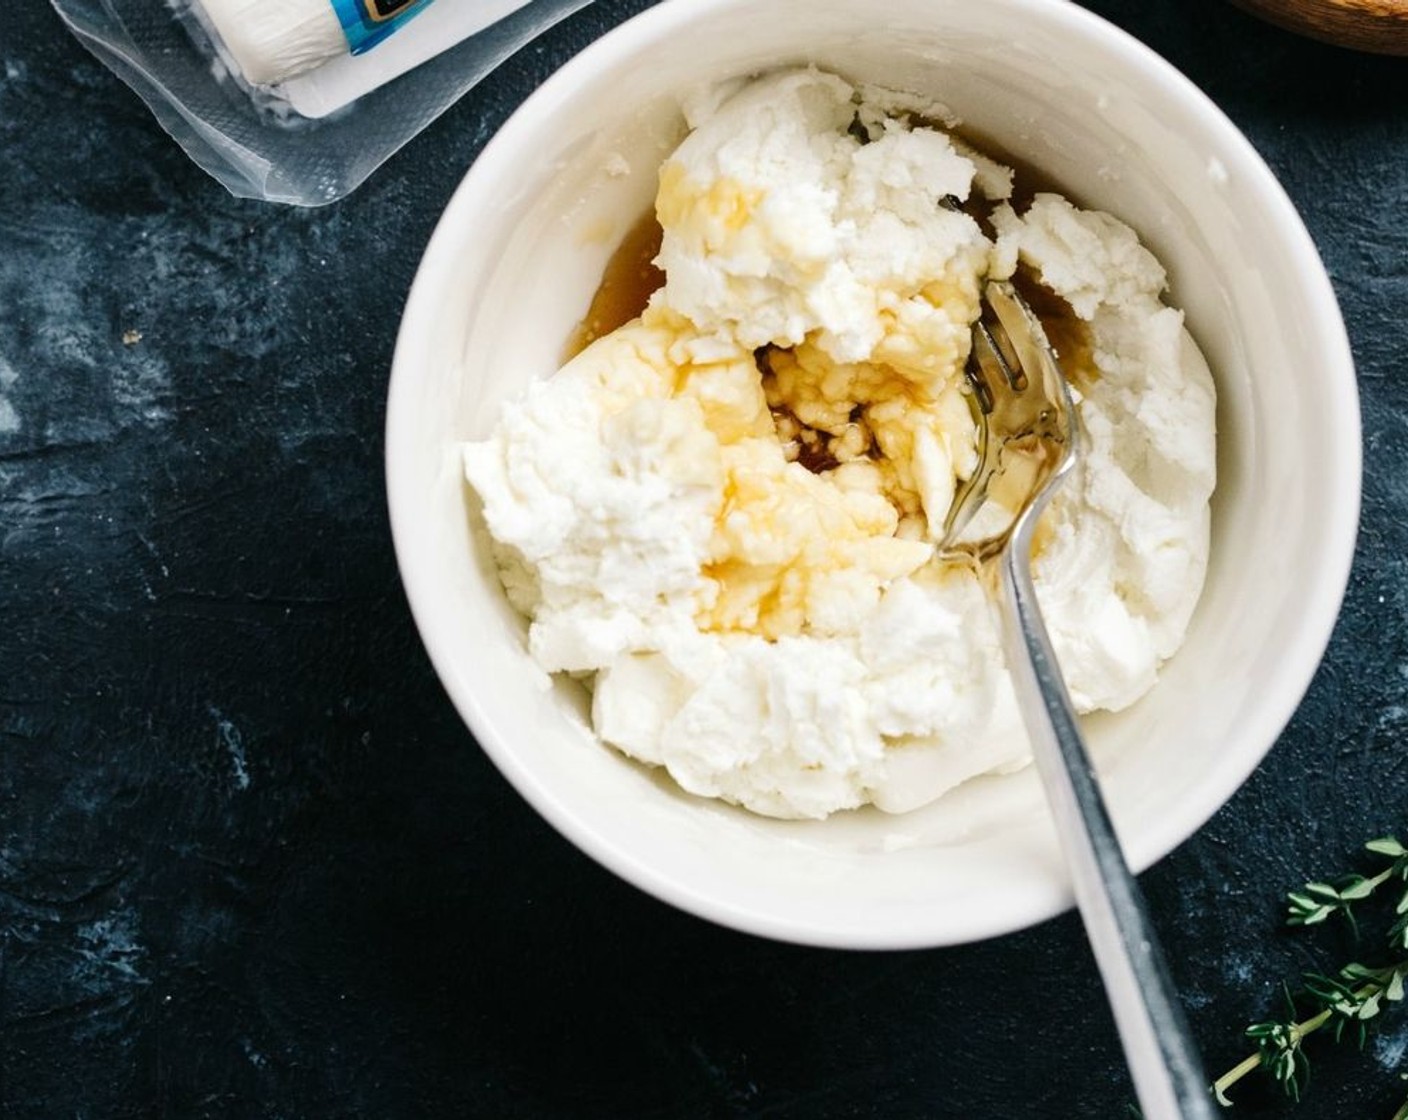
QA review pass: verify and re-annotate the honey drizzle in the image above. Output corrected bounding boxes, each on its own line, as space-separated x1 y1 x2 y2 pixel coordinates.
564 210 665 361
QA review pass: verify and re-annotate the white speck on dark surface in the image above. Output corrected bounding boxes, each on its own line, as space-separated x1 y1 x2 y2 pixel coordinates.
74 910 147 986
242 1038 268 1069
1222 957 1254 987
0 354 19 434
210 706 251 791
1373 1023 1408 1073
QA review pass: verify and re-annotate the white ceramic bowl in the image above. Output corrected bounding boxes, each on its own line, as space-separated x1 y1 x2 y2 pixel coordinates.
387 0 1360 948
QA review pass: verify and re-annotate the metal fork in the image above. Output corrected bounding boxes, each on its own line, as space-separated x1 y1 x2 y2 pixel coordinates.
942 280 1217 1120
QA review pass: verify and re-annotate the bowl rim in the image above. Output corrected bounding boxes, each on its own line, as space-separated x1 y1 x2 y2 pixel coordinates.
386 0 1362 948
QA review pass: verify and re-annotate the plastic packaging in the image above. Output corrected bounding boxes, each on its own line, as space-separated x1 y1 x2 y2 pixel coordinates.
50 0 596 205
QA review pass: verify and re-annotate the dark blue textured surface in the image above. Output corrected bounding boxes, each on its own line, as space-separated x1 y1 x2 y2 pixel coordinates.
2 1 1406 1116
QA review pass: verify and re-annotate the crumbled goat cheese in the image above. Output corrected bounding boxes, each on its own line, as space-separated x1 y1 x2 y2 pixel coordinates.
463 68 1216 820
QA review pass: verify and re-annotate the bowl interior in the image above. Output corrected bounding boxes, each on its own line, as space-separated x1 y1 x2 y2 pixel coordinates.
387 0 1359 947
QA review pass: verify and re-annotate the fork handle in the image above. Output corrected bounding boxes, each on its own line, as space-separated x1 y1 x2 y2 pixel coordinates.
1000 535 1217 1120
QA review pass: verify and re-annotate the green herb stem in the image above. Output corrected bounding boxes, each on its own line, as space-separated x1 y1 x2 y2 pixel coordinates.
1210 1052 1263 1104
1213 1006 1334 1105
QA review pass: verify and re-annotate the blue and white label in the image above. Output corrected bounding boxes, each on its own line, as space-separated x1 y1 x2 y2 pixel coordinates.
331 0 435 55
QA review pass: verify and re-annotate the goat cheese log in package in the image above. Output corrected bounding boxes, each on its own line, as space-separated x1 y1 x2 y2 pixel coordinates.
49 0 595 204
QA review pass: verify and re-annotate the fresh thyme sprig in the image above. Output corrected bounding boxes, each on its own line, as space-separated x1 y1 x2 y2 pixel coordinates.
1215 836 1408 1110
1285 836 1408 942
